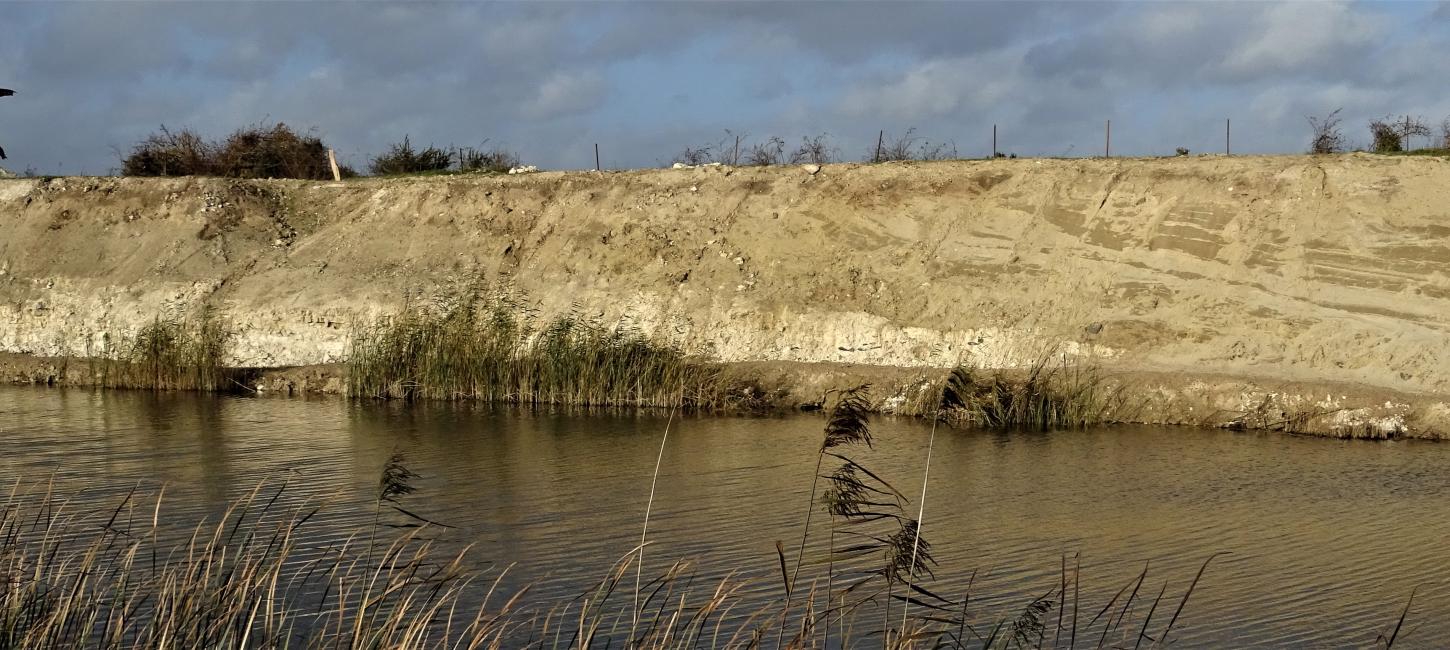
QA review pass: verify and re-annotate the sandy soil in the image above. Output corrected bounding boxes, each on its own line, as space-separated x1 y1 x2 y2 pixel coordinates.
2 154 1449 436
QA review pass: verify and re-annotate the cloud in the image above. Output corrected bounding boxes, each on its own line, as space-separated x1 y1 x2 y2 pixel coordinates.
0 1 1447 174
1218 2 1388 79
521 72 608 120
839 49 1028 121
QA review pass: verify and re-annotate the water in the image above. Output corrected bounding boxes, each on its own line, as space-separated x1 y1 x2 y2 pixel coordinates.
2 385 1447 647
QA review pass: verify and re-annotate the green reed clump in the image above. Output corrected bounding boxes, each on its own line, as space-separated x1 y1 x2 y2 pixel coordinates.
93 307 233 391
937 355 1124 430
348 292 723 409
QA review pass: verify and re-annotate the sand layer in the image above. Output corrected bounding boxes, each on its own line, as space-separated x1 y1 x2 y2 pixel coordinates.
3 154 1448 436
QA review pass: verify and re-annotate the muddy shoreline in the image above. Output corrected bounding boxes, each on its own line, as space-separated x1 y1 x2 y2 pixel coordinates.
5 352 1443 439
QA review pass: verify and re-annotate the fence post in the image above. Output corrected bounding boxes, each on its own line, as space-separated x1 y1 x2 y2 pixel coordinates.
1226 119 1231 155
874 130 884 163
595 143 601 171
328 149 341 181
992 124 997 158
1105 120 1111 158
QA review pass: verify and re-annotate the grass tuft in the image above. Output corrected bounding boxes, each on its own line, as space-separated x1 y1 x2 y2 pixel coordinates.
937 355 1124 429
92 307 234 391
347 290 725 410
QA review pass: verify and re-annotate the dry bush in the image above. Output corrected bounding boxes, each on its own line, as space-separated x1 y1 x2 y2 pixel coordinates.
1369 119 1403 153
122 126 214 176
1307 109 1344 154
671 144 715 166
1369 115 1433 153
1401 115 1433 149
213 123 331 180
868 128 958 162
457 144 520 173
369 136 452 175
123 123 334 179
745 136 786 166
1442 117 1450 149
788 133 837 164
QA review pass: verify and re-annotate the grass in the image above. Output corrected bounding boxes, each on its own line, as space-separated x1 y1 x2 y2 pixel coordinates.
91 307 235 392
347 291 728 410
932 354 1129 430
1381 147 1450 158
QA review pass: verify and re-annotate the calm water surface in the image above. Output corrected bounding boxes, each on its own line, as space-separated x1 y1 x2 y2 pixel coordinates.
2 385 1448 647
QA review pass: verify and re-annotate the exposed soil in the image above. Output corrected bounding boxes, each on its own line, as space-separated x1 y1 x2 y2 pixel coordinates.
3 154 1449 437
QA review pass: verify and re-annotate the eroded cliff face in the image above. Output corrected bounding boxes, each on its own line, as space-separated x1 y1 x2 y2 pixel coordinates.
2 154 1449 434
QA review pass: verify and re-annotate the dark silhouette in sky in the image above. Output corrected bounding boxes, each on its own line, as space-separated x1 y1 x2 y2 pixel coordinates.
0 88 10 160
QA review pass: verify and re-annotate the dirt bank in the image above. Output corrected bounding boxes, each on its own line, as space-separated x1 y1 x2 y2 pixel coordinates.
3 154 1449 436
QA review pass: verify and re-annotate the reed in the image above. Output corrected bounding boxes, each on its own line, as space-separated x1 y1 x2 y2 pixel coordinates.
347 292 724 410
92 307 234 392
936 354 1126 430
1 476 1245 650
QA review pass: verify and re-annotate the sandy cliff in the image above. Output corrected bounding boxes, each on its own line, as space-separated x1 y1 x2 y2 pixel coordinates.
3 154 1449 435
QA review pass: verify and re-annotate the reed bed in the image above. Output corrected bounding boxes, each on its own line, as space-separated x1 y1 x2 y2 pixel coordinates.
91 308 233 392
347 293 724 410
7 396 1394 649
1 477 1231 650
932 355 1129 430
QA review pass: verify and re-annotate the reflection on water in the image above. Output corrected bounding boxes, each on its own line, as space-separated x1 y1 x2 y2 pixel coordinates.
2 385 1448 646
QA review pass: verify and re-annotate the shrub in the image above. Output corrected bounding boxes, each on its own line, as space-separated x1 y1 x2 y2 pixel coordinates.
1307 109 1344 154
1369 119 1402 153
868 128 957 162
122 126 214 176
122 123 335 179
457 145 520 173
213 123 332 180
671 144 715 166
745 136 786 166
369 136 453 175
789 133 837 165
1370 115 1431 153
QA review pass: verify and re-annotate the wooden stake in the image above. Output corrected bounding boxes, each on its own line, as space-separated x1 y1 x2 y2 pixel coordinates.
1105 120 1111 158
328 149 341 181
1226 119 1231 155
992 124 997 158
595 143 601 171
875 130 884 163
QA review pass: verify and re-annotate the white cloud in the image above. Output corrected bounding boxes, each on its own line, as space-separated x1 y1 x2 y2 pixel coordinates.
839 50 1026 121
521 71 608 120
1219 2 1388 78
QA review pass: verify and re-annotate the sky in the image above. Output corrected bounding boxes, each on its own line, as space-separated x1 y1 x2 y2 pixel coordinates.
1 1 1448 175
